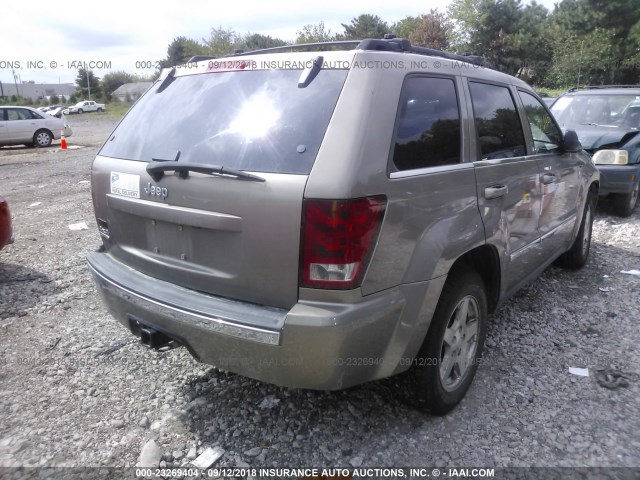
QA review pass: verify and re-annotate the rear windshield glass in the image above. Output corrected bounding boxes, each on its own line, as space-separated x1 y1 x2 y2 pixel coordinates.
99 68 349 174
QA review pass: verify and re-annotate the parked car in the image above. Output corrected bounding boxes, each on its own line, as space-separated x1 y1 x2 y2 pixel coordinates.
67 100 105 114
0 195 13 251
88 37 599 414
0 106 73 148
551 86 640 216
47 106 68 119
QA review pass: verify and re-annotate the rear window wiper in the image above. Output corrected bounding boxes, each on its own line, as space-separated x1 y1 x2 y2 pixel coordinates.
146 161 265 182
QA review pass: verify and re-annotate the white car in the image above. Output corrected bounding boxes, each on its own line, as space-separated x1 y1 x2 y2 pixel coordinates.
67 100 105 114
0 106 73 148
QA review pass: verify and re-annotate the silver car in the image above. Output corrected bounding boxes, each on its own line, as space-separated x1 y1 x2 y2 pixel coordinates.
0 106 72 148
88 38 599 414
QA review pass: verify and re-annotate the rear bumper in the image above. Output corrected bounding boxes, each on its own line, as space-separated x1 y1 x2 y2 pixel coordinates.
597 164 640 196
87 251 443 390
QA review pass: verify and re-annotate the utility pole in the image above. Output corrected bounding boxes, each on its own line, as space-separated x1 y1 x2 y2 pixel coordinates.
12 69 19 99
87 71 91 99
576 40 584 89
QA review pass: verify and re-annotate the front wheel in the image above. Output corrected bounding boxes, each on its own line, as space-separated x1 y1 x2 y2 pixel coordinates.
613 181 639 217
410 268 488 415
555 194 595 269
78 109 83 114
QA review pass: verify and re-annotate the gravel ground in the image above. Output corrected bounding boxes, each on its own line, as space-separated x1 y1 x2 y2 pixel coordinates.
0 115 639 471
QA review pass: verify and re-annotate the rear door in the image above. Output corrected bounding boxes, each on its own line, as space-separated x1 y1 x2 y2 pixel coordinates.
467 81 543 294
94 65 349 309
0 109 7 141
5 108 36 142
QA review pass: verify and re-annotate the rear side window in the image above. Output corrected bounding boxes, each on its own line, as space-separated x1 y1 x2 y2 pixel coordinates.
6 109 33 121
99 69 349 175
392 76 461 171
518 91 562 154
469 82 526 160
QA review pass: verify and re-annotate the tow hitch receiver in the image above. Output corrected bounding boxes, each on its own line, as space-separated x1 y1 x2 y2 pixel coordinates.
128 316 174 350
139 326 172 349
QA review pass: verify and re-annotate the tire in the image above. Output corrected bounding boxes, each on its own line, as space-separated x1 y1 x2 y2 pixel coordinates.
78 109 83 114
97 107 103 112
555 194 595 269
410 268 488 415
33 129 52 148
613 181 639 217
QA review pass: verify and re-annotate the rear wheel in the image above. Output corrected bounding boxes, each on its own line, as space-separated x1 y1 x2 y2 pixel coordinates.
97 107 104 112
410 268 487 415
33 129 52 148
613 181 639 217
555 194 595 269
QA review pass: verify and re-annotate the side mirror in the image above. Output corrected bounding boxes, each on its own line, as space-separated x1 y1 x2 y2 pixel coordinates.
563 130 582 153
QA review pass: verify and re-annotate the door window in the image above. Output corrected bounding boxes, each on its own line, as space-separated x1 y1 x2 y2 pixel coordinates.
469 82 526 160
518 91 562 154
6 109 33 121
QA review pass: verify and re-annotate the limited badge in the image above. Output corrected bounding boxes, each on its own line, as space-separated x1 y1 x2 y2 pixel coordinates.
110 172 140 198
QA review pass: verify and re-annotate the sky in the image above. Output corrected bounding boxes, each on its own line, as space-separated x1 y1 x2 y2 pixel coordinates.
1 0 559 86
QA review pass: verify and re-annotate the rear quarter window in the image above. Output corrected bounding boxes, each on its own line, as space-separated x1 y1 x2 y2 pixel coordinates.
99 68 349 175
391 76 462 171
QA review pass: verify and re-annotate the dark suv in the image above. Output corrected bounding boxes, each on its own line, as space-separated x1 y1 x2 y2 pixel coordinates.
88 38 599 414
551 86 640 216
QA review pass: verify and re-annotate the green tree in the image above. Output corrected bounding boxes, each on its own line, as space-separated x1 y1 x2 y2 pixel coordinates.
202 27 241 56
241 33 287 51
408 10 452 50
341 14 389 40
392 16 421 39
448 0 552 77
161 36 208 68
296 21 335 43
50 95 59 104
74 68 102 99
542 0 640 86
101 71 135 101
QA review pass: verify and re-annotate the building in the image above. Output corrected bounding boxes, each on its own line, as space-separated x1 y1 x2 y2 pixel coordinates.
110 82 153 103
0 82 75 101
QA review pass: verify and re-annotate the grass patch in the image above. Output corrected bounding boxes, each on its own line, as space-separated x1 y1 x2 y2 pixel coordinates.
102 102 133 120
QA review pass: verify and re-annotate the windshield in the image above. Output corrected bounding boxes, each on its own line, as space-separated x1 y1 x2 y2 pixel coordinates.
551 93 640 129
99 68 349 175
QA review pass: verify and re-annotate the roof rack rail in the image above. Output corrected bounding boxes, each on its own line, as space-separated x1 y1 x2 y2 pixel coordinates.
234 41 361 56
568 85 640 92
232 37 486 67
357 38 485 66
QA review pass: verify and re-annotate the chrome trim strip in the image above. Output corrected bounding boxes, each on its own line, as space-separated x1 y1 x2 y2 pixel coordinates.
541 215 577 241
510 238 541 261
390 162 473 179
474 156 529 168
89 263 281 346
106 194 242 231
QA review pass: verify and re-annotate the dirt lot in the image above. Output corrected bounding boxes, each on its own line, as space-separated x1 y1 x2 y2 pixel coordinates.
1 115 639 471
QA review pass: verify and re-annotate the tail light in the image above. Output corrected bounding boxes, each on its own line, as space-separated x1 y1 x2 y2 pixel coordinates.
300 196 386 289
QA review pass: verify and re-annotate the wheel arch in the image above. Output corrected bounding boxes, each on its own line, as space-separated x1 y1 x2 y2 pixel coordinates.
447 245 501 313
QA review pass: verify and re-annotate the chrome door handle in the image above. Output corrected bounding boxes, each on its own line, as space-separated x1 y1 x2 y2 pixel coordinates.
484 185 508 199
541 173 556 184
